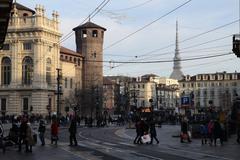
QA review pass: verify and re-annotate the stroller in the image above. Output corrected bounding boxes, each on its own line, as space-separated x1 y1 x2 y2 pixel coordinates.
0 122 20 153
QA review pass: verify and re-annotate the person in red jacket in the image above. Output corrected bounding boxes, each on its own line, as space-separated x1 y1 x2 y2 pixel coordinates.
51 119 59 145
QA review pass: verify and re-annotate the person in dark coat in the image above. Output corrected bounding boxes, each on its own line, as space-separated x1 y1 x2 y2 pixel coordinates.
69 119 78 146
231 96 240 144
136 119 145 144
18 117 28 152
149 122 159 144
133 119 142 144
213 120 223 146
38 120 46 146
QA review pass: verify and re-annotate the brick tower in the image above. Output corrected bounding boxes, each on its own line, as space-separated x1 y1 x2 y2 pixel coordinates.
73 21 106 117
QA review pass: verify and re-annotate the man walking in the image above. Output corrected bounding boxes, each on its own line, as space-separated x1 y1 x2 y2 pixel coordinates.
38 120 46 146
69 119 78 146
149 121 159 144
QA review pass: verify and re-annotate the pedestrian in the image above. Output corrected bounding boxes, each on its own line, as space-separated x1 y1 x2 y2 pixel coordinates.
25 122 34 152
133 118 141 144
18 117 28 152
149 121 159 144
51 118 59 145
207 120 214 145
38 120 46 146
69 119 78 146
231 96 240 144
212 119 223 146
200 122 208 145
136 119 144 144
180 117 191 143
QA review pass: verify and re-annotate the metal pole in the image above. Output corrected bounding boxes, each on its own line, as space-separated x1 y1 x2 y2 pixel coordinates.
56 68 62 117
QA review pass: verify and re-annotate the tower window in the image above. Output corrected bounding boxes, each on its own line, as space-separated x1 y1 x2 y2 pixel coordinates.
78 59 81 66
93 52 96 59
92 30 98 37
70 78 73 89
65 77 68 88
82 30 87 38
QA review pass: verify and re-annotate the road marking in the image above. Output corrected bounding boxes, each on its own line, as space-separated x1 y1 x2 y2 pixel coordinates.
119 142 135 147
161 147 234 160
133 152 164 160
115 128 133 139
103 142 117 146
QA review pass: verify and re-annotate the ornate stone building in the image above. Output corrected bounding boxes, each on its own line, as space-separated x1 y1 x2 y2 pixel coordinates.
0 2 106 117
0 3 61 115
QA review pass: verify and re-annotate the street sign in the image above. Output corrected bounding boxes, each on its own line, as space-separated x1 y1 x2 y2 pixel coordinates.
181 96 190 106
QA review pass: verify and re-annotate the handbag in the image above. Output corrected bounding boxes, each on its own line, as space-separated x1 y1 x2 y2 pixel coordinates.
51 135 58 141
141 134 151 143
187 131 192 139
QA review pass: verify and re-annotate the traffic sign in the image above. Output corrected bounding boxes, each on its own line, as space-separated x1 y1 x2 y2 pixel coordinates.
181 96 190 106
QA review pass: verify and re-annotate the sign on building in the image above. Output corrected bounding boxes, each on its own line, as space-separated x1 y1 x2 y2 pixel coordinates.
181 96 190 107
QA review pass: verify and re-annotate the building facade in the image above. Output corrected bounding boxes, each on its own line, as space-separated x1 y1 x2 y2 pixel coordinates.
0 3 61 115
179 72 240 112
129 74 180 111
0 3 106 117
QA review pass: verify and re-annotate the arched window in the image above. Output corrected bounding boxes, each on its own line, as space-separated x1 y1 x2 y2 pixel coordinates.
1 57 11 85
92 30 98 37
22 56 33 85
46 58 51 85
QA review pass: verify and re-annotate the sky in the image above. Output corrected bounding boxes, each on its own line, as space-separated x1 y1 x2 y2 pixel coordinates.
18 0 239 78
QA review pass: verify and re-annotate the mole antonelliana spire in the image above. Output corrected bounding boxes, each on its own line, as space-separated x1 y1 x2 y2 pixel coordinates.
170 20 184 80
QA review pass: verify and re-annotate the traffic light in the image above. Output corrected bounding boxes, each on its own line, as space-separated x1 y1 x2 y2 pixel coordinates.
232 34 240 57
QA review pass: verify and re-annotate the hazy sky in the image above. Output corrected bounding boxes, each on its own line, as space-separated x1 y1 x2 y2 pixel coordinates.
18 0 239 78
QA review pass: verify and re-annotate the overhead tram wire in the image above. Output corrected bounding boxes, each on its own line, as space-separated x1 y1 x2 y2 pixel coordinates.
103 0 193 50
60 0 108 42
102 0 153 12
60 0 110 43
110 20 238 69
137 20 239 59
82 52 233 64
133 36 232 60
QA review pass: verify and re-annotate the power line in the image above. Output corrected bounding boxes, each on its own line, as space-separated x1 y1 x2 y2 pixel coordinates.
84 52 233 64
103 0 193 50
137 20 238 58
109 20 237 69
60 0 110 43
102 0 153 12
